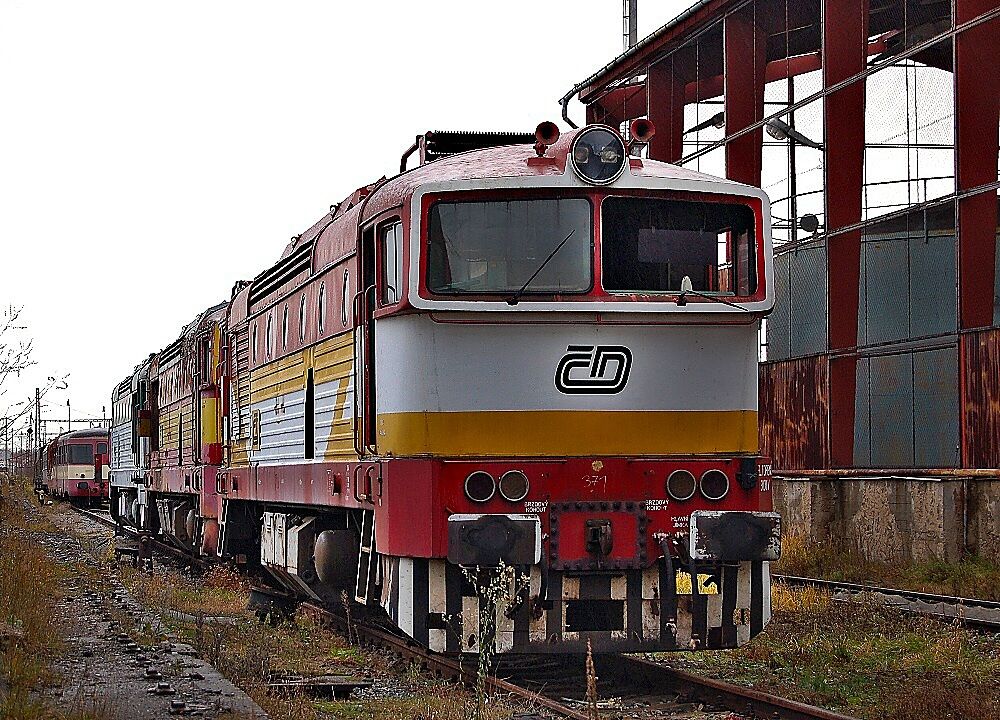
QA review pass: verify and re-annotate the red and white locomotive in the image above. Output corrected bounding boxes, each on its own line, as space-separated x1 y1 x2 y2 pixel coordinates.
110 122 779 654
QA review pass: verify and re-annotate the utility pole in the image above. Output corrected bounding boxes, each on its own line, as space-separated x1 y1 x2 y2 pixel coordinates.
623 0 638 51
67 398 71 435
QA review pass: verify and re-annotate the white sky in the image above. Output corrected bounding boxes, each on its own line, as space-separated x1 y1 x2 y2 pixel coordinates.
0 1 695 436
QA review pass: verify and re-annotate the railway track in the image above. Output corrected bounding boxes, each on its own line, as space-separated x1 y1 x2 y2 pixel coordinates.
66 506 856 719
774 573 1000 632
302 600 857 719
69 504 210 569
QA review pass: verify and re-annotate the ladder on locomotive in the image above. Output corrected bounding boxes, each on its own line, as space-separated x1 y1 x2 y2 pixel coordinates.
354 509 377 604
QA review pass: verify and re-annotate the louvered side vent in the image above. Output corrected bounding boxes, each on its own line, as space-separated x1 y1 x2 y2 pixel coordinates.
248 242 313 307
158 339 183 367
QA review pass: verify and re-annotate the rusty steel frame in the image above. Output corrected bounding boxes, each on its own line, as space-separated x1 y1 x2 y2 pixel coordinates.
571 0 1000 476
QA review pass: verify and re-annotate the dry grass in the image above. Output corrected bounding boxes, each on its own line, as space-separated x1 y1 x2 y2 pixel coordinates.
674 584 1000 720
178 608 525 720
116 559 528 720
0 479 115 720
312 691 524 720
777 529 1000 600
118 562 249 617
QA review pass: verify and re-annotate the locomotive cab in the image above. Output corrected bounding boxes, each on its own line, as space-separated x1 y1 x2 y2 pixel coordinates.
360 124 780 653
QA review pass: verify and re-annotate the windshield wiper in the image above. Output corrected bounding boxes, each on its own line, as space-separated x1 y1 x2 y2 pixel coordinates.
506 229 577 306
676 276 751 312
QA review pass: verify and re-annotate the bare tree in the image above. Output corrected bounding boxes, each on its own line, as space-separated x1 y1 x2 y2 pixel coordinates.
0 306 35 400
1 307 68 466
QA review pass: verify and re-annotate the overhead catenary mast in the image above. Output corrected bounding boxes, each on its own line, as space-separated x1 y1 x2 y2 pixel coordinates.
623 0 638 51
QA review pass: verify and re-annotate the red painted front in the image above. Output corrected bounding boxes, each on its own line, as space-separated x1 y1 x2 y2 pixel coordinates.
376 456 773 560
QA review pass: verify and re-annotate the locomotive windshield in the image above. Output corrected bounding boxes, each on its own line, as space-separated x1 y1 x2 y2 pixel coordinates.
427 198 592 295
66 444 94 464
602 197 757 295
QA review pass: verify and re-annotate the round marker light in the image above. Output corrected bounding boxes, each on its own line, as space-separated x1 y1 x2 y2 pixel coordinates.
498 470 530 502
570 126 627 185
700 469 730 501
666 469 697 501
464 471 496 503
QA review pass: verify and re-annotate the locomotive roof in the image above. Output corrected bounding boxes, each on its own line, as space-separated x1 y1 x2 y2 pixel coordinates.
360 126 749 221
233 125 760 322
54 429 108 441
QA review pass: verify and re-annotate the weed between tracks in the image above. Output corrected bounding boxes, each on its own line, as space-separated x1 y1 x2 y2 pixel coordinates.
118 554 527 719
777 529 1000 600
671 584 1000 720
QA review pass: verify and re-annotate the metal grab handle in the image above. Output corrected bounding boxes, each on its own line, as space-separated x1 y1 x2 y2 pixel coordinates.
352 464 365 504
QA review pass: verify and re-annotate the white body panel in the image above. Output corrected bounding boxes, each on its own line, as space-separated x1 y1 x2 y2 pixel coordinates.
248 377 355 466
374 314 758 414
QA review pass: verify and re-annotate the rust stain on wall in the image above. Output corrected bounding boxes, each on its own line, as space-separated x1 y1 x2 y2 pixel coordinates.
759 356 829 471
962 329 1000 467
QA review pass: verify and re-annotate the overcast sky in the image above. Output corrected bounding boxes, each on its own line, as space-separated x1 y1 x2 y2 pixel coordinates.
0 1 695 436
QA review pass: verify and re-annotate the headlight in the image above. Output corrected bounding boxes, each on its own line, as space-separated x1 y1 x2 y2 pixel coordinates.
570 126 627 185
498 470 530 502
666 469 696 501
464 471 496 503
700 469 730 501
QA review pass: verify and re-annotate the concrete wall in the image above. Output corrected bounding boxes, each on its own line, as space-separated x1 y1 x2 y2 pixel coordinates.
773 477 994 563
967 480 1000 560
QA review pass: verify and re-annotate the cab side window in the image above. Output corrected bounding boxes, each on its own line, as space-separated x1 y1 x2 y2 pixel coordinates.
379 221 403 306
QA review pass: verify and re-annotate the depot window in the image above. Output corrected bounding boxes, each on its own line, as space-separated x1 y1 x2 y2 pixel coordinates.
601 197 757 295
427 198 592 295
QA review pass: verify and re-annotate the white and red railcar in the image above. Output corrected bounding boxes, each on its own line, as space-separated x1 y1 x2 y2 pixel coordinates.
42 429 110 505
112 123 779 654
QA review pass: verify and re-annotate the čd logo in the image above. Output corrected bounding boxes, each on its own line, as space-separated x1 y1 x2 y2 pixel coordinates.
555 345 633 395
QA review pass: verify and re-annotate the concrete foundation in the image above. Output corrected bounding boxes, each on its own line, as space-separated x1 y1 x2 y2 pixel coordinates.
967 480 1000 560
773 477 997 563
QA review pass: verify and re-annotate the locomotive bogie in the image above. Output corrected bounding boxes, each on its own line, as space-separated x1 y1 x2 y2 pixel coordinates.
258 510 361 603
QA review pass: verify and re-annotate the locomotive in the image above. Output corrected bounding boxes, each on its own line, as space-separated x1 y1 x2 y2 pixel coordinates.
109 122 779 654
41 429 110 505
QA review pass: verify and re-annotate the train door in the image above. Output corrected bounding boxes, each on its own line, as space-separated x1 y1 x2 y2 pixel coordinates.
355 226 377 455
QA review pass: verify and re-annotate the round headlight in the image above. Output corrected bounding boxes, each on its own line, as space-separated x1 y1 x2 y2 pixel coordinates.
570 126 627 185
464 471 496 503
700 469 730 501
498 470 530 502
666 469 696 501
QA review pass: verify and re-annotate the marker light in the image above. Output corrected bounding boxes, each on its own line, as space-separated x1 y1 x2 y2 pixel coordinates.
666 469 697 501
498 470 530 502
464 471 496 503
700 469 730 501
570 126 627 185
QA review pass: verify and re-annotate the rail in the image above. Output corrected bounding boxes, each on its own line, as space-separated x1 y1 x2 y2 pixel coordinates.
775 573 1000 633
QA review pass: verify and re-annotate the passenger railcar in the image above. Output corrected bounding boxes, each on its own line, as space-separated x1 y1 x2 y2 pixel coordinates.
42 429 110 504
112 123 779 655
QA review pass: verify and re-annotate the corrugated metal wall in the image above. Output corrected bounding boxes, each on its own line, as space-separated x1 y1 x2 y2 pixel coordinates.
759 356 829 470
